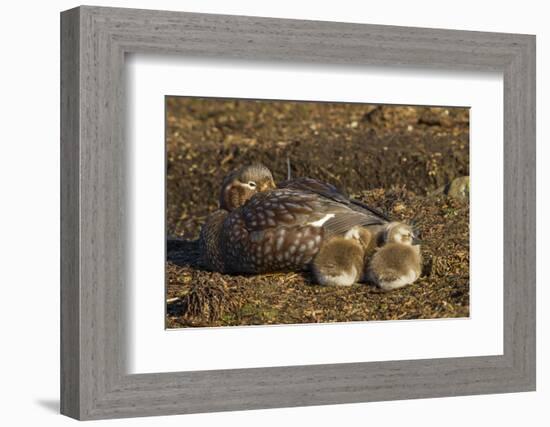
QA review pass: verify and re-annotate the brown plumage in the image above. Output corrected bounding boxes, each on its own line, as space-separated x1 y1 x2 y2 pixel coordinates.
280 177 391 224
366 222 422 291
200 164 275 271
199 164 390 274
312 227 372 286
199 210 227 272
219 163 276 211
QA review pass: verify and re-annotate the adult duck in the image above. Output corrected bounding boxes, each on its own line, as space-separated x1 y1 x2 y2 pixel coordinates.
199 164 390 274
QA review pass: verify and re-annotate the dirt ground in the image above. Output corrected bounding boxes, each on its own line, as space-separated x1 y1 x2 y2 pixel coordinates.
165 97 470 328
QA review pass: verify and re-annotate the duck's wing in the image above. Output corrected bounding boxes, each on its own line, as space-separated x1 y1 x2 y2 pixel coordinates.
279 177 350 205
240 189 321 231
241 189 386 237
322 212 384 237
279 177 391 222
347 197 391 222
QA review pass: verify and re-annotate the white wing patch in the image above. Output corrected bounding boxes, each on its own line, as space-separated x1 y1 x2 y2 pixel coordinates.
308 213 335 227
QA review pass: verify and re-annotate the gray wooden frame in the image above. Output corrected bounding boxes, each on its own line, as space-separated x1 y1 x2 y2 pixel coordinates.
60 5 536 420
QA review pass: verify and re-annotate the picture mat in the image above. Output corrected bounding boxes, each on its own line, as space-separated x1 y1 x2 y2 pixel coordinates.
127 54 503 374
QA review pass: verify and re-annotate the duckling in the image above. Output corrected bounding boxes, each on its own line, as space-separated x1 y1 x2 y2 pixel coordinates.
366 222 422 291
312 226 372 286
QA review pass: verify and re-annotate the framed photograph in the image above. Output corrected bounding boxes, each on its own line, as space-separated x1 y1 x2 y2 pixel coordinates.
61 6 536 420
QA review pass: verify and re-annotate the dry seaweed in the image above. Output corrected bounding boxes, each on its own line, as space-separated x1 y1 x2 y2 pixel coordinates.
165 99 470 327
166 188 469 328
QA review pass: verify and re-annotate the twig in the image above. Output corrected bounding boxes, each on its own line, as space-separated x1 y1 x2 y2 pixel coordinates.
286 157 292 180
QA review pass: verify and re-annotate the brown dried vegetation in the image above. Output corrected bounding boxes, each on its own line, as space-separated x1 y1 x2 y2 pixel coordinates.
165 98 470 328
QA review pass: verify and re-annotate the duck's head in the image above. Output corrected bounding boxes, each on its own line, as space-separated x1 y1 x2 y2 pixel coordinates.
219 164 276 211
383 222 421 246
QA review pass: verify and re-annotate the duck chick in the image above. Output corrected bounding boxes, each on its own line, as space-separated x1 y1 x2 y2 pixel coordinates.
366 222 422 291
312 227 372 286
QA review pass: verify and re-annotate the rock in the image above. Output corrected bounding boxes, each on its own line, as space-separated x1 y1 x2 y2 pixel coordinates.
430 176 469 200
447 176 469 200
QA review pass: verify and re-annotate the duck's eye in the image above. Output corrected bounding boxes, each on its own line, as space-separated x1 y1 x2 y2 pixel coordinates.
247 181 257 189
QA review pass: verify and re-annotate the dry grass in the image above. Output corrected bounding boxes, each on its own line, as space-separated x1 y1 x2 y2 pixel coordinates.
165 98 470 328
166 188 469 328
